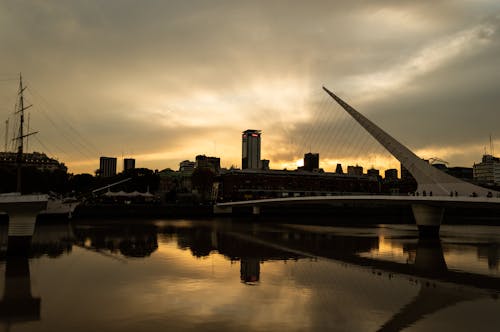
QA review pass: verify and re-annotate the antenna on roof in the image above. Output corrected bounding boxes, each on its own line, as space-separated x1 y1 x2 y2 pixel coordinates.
4 119 8 152
490 134 494 156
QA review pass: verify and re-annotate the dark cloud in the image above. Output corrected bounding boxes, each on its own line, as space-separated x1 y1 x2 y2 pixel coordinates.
0 1 499 172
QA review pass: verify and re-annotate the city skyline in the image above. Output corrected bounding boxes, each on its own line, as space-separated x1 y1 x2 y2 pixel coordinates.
1 1 499 174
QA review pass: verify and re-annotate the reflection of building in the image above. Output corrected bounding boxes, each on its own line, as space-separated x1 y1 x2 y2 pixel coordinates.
240 258 260 283
473 155 500 185
0 151 67 172
242 129 261 170
123 158 135 172
73 224 158 258
477 244 500 271
303 153 319 172
99 156 117 177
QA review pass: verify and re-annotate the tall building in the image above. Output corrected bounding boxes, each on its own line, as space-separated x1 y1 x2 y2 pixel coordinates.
303 153 319 172
242 129 261 169
123 158 135 172
384 168 398 181
99 157 117 177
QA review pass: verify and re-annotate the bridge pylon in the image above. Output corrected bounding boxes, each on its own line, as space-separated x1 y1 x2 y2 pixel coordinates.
322 86 498 198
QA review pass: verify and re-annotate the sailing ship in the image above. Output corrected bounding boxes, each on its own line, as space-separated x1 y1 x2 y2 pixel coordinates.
0 74 79 220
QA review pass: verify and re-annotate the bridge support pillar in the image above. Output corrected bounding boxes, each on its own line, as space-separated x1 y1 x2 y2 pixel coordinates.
411 204 444 238
213 205 233 215
252 206 261 215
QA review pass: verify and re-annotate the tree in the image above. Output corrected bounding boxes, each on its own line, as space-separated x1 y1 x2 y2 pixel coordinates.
191 168 215 202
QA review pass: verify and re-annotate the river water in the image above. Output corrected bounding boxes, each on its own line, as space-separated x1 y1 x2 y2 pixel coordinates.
1 218 499 331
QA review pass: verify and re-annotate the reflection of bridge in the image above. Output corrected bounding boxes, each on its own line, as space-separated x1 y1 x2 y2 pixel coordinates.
215 87 500 236
218 224 499 332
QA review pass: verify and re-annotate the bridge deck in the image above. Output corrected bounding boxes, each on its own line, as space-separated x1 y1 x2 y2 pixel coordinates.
217 195 500 208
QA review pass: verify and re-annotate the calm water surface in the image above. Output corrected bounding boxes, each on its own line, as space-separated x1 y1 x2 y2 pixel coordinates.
1 218 500 331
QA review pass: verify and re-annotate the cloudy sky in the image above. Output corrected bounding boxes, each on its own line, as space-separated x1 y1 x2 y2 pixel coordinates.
1 0 499 174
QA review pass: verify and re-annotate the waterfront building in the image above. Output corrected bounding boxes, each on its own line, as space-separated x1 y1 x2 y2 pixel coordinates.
473 154 500 185
99 157 117 177
303 153 319 172
123 158 135 172
447 167 473 181
242 129 261 169
217 169 379 202
0 151 67 172
347 165 363 176
195 155 221 173
430 163 473 181
179 160 195 175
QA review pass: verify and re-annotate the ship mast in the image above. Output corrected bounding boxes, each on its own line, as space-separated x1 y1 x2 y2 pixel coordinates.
14 73 37 193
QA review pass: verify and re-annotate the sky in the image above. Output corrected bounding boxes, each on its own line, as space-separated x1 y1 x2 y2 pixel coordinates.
1 0 499 174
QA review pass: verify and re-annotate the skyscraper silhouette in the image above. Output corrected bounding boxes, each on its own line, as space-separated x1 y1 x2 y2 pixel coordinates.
242 130 261 169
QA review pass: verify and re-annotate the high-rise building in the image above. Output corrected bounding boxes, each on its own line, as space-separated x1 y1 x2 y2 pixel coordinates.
123 158 135 172
303 153 319 172
99 157 117 177
242 129 261 169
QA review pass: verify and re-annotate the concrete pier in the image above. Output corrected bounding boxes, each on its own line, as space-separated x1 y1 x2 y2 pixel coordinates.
411 204 444 238
0 195 48 255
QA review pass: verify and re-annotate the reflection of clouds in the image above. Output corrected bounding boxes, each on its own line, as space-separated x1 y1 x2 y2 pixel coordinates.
109 241 315 330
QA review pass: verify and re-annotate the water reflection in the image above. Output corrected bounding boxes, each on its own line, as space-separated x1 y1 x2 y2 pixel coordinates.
478 243 500 270
0 218 498 331
73 224 158 258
